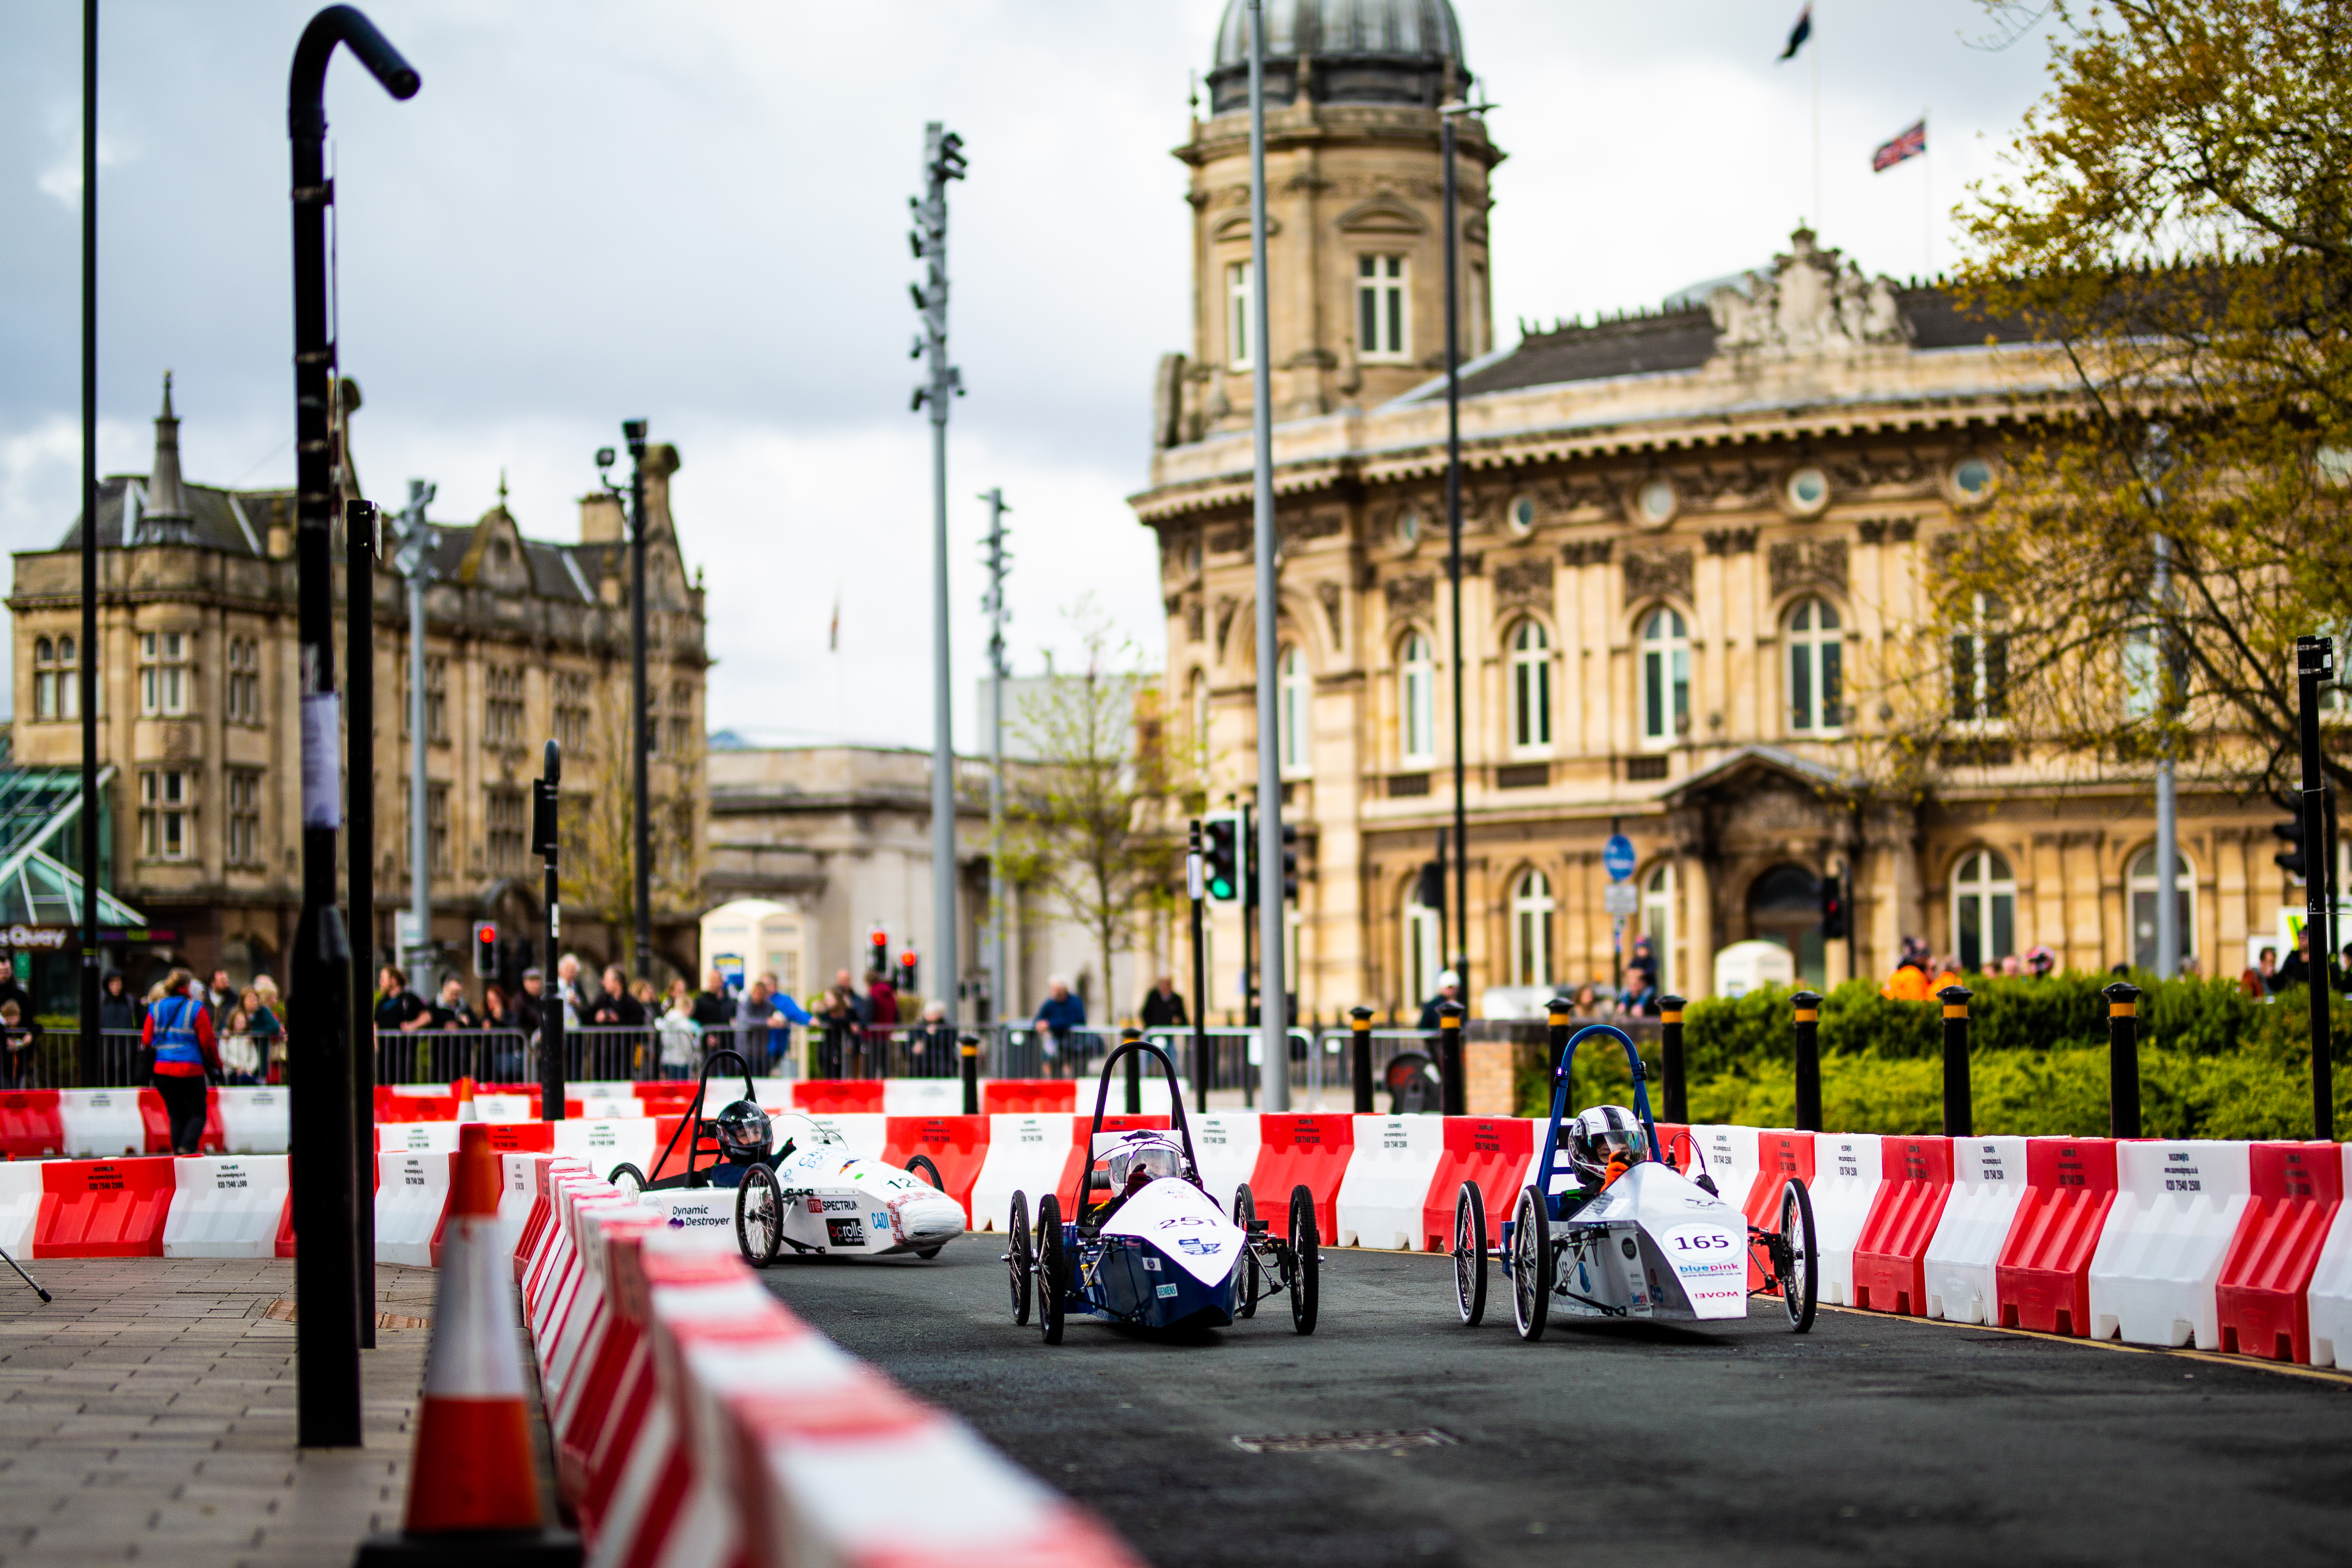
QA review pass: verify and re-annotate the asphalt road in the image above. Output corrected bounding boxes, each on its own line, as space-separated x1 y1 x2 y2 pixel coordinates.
758 1239 2352 1568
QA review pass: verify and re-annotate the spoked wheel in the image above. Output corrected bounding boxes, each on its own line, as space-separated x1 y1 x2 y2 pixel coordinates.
1287 1185 1319 1336
1453 1180 1488 1327
1233 1186 1260 1319
1510 1187 1553 1342
1035 1193 1066 1345
1004 1188 1033 1325
607 1162 647 1200
905 1154 944 1189
1780 1176 1819 1334
734 1163 783 1269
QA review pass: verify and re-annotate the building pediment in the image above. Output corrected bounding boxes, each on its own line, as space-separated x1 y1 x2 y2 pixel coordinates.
1335 197 1426 236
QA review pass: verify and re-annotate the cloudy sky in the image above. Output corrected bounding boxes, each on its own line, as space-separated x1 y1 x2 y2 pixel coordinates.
1 0 2053 748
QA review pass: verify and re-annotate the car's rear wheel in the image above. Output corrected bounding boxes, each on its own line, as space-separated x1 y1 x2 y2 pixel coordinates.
1511 1187 1551 1342
1005 1188 1032 1325
1035 1193 1066 1345
607 1162 646 1200
1233 1186 1259 1319
905 1153 943 1189
1454 1180 1488 1326
734 1163 783 1269
1287 1185 1319 1335
1780 1176 1819 1334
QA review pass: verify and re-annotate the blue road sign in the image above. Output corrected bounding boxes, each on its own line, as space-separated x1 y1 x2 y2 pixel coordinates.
1603 834 1636 882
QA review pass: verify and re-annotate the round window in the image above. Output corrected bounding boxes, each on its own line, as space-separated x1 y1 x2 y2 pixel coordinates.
1396 509 1422 548
1952 458 1995 500
1508 496 1537 535
1786 466 1829 513
1638 478 1676 525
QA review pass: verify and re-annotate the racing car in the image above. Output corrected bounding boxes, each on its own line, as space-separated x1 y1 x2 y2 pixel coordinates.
605 1049 966 1265
1003 1039 1318 1342
1449 1022 1818 1341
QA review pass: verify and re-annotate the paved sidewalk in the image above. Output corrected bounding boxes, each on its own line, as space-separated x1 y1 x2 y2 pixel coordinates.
0 1256 437 1566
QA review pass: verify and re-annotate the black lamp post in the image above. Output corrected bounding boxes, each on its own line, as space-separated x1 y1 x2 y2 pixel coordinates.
286 3 416 1451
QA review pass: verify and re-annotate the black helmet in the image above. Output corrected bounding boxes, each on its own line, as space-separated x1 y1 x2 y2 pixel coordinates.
714 1099 773 1165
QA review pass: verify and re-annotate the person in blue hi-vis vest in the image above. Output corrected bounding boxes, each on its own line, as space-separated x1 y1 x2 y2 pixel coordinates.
143 969 222 1155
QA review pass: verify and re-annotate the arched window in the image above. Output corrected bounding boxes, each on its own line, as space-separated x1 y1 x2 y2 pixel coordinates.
1402 885 1440 1008
1510 621 1551 750
1400 633 1436 765
1950 850 2017 973
2127 846 2196 971
1787 598 1843 734
1640 608 1689 748
1952 593 2009 722
1278 645 1311 775
31 638 54 722
1511 869 1554 987
1639 863 1675 995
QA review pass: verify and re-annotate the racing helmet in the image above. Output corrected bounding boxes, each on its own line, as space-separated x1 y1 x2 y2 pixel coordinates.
713 1099 774 1165
1568 1105 1650 1189
1104 1133 1185 1189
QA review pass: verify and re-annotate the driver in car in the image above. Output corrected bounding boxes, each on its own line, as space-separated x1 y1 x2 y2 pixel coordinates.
1089 1132 1188 1228
1568 1105 1651 1192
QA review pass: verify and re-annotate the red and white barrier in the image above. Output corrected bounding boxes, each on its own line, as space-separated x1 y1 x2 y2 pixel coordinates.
379 1121 463 1154
214 1087 289 1153
791 1079 883 1115
797 1111 888 1165
2310 1145 2352 1369
1189 1112 1262 1218
0 1163 41 1255
1335 1115 1447 1250
550 1118 660 1184
55 1089 146 1157
881 1078 965 1116
0 1090 63 1158
2089 1139 2251 1348
2215 1141 2343 1364
1423 1117 1531 1256
1851 1137 1954 1317
34 1156 175 1258
969 1113 1075 1232
880 1115 990 1223
1744 1131 1816 1289
1246 1115 1355 1241
378 1152 455 1267
1923 1136 2028 1324
1689 1124 1763 1213
161 1156 290 1259
1996 1138 2119 1337
1811 1134 1884 1307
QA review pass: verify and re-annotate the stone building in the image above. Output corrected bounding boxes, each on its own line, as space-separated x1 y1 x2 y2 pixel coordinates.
1134 0 2313 1013
8 377 709 992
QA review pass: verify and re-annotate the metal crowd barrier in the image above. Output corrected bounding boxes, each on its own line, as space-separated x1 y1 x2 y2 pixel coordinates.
371 1022 804 1087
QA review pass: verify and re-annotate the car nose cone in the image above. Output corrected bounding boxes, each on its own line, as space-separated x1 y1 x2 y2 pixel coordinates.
894 1191 967 1245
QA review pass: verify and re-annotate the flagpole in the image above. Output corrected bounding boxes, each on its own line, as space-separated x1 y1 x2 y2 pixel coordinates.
1922 104 1932 278
1811 5 1821 232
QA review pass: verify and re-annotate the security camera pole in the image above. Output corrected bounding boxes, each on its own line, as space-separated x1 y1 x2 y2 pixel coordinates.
913 123 966 1028
287 1 418 1450
1244 0 1288 1109
624 419 650 983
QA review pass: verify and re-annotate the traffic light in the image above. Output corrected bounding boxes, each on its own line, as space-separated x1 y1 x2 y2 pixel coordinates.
1281 822 1300 904
1202 814 1241 903
1417 829 1447 910
868 926 891 977
2275 813 2309 881
931 129 968 184
472 920 498 979
897 949 918 993
1821 870 1846 939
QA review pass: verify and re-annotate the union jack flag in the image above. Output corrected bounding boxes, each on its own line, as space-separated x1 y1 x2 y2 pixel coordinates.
1872 119 1927 172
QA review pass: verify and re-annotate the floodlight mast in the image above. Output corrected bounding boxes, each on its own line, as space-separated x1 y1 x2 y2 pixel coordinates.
913 124 966 1026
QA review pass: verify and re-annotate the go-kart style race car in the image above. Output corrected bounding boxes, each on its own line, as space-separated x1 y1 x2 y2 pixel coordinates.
1449 1022 1818 1341
1003 1039 1319 1342
605 1049 966 1266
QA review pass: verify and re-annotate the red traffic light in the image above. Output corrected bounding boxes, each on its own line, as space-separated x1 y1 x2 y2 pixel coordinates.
898 950 916 968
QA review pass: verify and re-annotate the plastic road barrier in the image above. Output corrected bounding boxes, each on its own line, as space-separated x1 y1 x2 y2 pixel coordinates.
791 1080 884 1115
880 1079 964 1116
637 1187 738 1250
378 1121 464 1154
1994 1138 2118 1336
1189 1112 1262 1218
968 1114 1074 1233
34 1157 175 1258
472 1093 535 1122
137 1088 226 1154
1655 1122 1693 1173
2308 1145 2352 1368
2214 1141 2344 1363
0 1090 62 1158
56 1089 148 1157
1689 1125 1764 1214
981 1079 1075 1115
2089 1139 2252 1348
0 1163 42 1256
1811 1134 1885 1307
1335 1115 1447 1249
551 1118 659 1185
376 1087 461 1121
1851 1137 1954 1316
801 1112 888 1164
214 1087 289 1153
1922 1136 2029 1324
161 1155 291 1259
1247 1115 1356 1241
1422 1117 1532 1254
1744 1131 1817 1289
879 1116 989 1223
378 1151 456 1267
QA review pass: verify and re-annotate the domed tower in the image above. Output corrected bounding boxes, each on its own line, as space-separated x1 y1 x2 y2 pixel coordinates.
1157 0 1501 446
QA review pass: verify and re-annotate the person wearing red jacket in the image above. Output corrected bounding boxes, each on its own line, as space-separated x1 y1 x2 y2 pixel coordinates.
144 969 222 1155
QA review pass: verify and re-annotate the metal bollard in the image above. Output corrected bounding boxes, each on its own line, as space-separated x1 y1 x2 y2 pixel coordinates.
2103 980 2141 1139
1349 1004 1374 1113
1436 1000 1465 1117
1939 985 1973 1138
1547 992 1574 1115
1791 990 1823 1133
1658 993 1688 1124
1121 1024 1143 1115
959 1033 980 1116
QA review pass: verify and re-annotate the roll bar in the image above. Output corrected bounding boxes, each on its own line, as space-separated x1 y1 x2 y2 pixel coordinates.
1526 1023 1663 1219
1087 1039 1198 1179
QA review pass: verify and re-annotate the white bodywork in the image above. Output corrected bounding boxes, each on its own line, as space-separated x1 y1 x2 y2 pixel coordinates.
772 1114 967 1258
1537 1162 1749 1321
1097 1176 1247 1287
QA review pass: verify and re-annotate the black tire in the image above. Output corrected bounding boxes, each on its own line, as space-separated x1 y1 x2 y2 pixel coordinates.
905 1153 944 1190
735 1163 783 1269
1233 1186 1259 1319
1511 1187 1552 1342
1780 1176 1819 1334
1288 1185 1319 1335
1035 1193 1066 1345
915 1246 943 1259
1006 1189 1033 1325
1454 1180 1488 1327
607 1161 647 1200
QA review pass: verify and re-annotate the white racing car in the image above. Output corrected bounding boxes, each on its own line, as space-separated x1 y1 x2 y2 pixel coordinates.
606 1050 966 1265
1450 1022 1818 1341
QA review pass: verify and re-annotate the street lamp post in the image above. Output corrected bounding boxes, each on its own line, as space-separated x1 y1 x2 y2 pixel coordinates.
1244 0 1288 1110
980 487 1011 1025
624 420 651 983
344 495 377 1352
286 1 417 1451
913 122 967 1027
76 0 99 1090
392 480 435 982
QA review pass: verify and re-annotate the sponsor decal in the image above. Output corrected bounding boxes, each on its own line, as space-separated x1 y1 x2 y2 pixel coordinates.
1175 1237 1223 1257
1141 1256 1162 1271
1156 1283 1179 1298
821 1198 859 1213
1156 1214 1213 1229
807 1197 824 1214
826 1217 866 1247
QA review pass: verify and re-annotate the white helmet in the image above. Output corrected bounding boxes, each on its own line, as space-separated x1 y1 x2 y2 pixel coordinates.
1105 1132 1186 1189
1568 1105 1650 1189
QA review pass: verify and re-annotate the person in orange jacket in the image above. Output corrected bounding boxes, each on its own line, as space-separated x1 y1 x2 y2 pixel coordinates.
1882 937 1933 1001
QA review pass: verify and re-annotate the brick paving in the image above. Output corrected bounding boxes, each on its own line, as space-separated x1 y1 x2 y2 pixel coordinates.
0 1256 442 1567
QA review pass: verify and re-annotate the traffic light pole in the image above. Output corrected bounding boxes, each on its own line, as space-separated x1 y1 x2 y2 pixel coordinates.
625 419 650 985
981 488 1010 1024
535 742 564 1122
344 497 376 1351
2297 636 2335 1141
1187 820 1207 1115
1243 1 1288 1111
